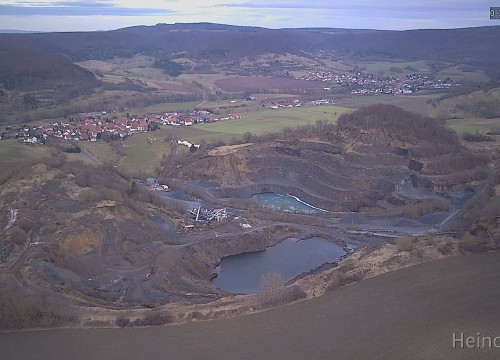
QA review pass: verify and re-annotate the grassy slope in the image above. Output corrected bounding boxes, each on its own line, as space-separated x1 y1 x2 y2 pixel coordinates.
0 140 48 173
177 73 229 91
335 94 439 115
198 105 349 135
430 87 500 133
119 133 171 177
361 60 431 75
436 66 490 84
80 142 119 166
2 252 499 359
117 128 235 177
447 117 500 133
64 152 97 166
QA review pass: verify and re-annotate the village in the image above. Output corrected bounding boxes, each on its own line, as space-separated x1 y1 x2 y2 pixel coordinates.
0 109 242 144
0 70 458 145
299 70 457 95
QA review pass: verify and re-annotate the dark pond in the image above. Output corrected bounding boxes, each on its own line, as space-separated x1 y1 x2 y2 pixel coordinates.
212 237 346 294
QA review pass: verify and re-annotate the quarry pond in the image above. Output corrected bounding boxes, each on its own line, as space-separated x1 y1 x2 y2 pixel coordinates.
251 192 328 213
212 185 480 295
212 237 346 294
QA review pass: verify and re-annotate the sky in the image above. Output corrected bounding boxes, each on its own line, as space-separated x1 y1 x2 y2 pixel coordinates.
0 0 496 32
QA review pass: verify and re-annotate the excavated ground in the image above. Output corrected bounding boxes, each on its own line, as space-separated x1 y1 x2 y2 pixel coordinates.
0 115 496 327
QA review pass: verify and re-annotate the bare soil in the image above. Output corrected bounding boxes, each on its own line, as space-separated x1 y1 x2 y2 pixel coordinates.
208 143 254 156
0 116 497 330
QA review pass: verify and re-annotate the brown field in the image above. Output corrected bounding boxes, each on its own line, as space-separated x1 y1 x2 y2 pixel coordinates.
216 76 327 92
176 73 229 92
147 81 195 93
78 56 197 95
2 252 499 360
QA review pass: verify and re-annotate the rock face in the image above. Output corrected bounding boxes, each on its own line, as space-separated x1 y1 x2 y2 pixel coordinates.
164 139 398 211
161 105 489 212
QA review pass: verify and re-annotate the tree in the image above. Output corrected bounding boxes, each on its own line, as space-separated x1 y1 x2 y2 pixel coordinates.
242 132 254 143
153 59 183 77
130 181 138 194
260 271 286 305
23 94 38 109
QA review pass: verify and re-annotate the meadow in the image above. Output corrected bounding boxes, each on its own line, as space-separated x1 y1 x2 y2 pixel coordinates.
105 128 233 177
80 142 120 166
0 140 48 173
446 118 500 133
0 139 95 184
118 133 173 177
335 94 439 116
198 105 350 135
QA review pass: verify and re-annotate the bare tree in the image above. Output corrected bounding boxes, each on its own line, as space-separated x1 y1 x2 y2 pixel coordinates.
260 271 285 305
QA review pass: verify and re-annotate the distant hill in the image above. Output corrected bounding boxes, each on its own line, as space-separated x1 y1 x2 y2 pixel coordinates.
0 23 498 81
0 42 99 120
0 24 498 68
0 45 97 91
0 23 499 124
0 23 317 62
0 29 41 34
317 26 500 67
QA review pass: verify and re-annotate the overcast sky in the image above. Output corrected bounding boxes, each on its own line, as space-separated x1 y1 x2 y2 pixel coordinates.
0 0 496 32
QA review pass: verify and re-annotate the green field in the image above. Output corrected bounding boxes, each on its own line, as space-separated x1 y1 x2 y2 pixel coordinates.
0 140 48 173
117 128 236 177
335 94 439 116
446 118 500 133
80 142 120 165
2 252 500 360
118 133 171 177
80 126 239 177
65 152 99 166
198 105 350 136
429 87 500 132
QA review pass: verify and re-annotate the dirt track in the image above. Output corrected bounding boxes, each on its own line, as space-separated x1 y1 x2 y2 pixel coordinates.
2 252 499 360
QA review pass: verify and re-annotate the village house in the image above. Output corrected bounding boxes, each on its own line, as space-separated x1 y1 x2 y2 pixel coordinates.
7 107 244 145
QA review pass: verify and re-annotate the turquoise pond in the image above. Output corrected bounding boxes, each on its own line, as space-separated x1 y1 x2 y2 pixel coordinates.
251 193 327 213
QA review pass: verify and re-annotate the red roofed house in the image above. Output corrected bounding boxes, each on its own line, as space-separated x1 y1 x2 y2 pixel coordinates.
137 119 148 132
